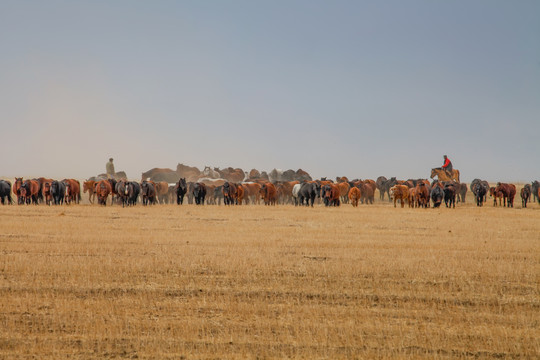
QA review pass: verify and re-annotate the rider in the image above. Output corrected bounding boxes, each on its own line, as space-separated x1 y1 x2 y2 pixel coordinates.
106 158 115 179
442 155 453 178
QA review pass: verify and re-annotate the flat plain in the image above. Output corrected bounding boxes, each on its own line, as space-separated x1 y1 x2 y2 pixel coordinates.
0 197 538 359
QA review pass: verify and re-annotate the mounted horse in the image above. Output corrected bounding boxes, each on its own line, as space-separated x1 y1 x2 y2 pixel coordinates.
430 168 460 183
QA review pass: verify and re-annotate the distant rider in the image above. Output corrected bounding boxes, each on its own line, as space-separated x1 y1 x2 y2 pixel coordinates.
442 155 453 178
106 158 115 179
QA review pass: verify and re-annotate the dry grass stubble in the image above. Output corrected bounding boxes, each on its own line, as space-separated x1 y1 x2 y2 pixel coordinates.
0 203 538 359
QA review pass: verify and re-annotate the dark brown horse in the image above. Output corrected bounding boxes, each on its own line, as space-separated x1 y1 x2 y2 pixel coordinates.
495 183 516 208
13 178 24 204
20 179 40 205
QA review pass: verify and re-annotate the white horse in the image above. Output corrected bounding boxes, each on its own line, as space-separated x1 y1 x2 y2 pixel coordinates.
202 166 220 179
292 183 302 206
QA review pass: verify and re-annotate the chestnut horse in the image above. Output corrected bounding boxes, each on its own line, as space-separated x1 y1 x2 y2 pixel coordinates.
63 179 81 204
430 168 460 183
13 178 24 204
20 179 40 205
83 180 96 204
348 187 361 207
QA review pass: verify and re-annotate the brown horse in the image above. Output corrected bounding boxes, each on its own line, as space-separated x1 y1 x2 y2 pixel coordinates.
42 181 53 205
390 185 409 208
336 182 350 204
176 163 202 182
95 180 112 206
242 182 262 204
430 168 460 182
154 181 170 204
63 179 81 204
83 180 96 204
13 178 24 204
348 187 361 207
495 183 516 208
235 184 245 205
217 167 245 183
259 183 277 205
20 179 40 205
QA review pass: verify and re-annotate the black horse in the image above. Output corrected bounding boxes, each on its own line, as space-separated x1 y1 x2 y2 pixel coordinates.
298 182 320 207
430 186 444 208
126 181 140 206
193 183 206 205
531 181 539 203
51 180 66 205
176 178 187 205
0 180 13 205
472 182 488 207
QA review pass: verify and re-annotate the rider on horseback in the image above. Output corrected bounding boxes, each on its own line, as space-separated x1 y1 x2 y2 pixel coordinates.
442 155 453 178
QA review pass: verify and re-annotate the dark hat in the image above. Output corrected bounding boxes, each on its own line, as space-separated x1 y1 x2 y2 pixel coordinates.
109 158 113 161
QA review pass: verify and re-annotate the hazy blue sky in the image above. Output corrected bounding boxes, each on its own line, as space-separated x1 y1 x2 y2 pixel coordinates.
1 1 539 182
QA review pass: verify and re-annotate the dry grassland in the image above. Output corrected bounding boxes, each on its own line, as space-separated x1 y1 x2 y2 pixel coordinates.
0 200 539 359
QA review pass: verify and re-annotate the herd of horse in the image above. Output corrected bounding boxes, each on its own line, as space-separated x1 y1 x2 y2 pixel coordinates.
0 166 538 209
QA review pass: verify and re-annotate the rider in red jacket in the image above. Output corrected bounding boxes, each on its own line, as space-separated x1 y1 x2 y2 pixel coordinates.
442 155 453 177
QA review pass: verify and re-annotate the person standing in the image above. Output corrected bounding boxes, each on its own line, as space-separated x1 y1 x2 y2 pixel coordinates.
106 158 115 179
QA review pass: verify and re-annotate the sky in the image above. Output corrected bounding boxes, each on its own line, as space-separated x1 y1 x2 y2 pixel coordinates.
1 0 539 182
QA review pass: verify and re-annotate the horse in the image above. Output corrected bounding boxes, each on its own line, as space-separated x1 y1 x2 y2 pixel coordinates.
348 187 361 207
390 185 409 208
176 163 201 182
36 177 53 203
126 181 140 206
430 168 460 183
295 169 312 182
141 181 157 205
193 183 206 205
141 168 179 183
241 182 262 205
42 181 53 205
470 179 489 204
20 179 40 205
216 167 245 183
235 184 245 205
154 181 169 204
531 181 539 203
430 185 444 208
176 178 187 205
298 182 320 207
472 182 488 207
202 166 221 179
63 179 81 205
521 184 531 208
489 187 505 207
495 183 516 208
0 180 13 205
51 180 66 205
13 178 24 204
115 180 129 207
259 183 277 205
443 183 457 208
95 180 112 206
415 182 430 208
83 180 96 204
222 182 237 205
322 184 340 207
336 182 350 204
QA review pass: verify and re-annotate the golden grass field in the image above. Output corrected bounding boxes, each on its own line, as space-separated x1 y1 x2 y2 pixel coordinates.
0 189 539 359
